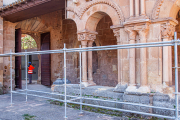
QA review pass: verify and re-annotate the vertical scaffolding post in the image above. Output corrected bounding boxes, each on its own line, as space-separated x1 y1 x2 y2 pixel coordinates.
25 50 28 102
10 49 12 106
64 43 67 119
79 45 83 114
174 32 179 120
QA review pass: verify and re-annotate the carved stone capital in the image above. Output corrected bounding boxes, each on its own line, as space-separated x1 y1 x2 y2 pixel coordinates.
161 22 175 39
124 27 137 40
134 24 150 40
77 30 97 41
112 28 120 38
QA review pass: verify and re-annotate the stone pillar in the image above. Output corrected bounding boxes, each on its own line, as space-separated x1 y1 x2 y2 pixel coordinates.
125 27 137 92
81 40 88 87
137 24 150 93
140 0 146 15
78 30 97 87
130 0 134 17
135 0 139 16
169 44 172 86
161 23 175 86
88 40 96 86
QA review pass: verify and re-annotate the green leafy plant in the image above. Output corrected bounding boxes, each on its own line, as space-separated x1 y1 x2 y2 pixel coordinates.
22 114 36 120
21 34 37 50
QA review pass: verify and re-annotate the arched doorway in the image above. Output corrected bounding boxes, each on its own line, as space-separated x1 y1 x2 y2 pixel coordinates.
21 34 39 84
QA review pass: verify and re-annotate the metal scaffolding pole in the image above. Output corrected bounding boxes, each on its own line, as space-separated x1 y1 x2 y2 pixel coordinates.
79 45 83 114
25 50 28 102
10 49 12 106
5 39 180 119
64 43 67 119
174 32 179 120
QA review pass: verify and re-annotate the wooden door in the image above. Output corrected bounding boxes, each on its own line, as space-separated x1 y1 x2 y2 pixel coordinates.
15 29 22 89
41 32 51 86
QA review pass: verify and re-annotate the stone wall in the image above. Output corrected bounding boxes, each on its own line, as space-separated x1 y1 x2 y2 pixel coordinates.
3 21 16 93
93 15 118 87
62 18 80 84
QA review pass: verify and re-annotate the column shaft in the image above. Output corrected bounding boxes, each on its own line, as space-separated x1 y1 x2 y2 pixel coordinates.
135 0 139 16
117 42 122 84
130 0 134 17
140 37 147 86
140 0 145 15
163 38 169 85
169 46 172 86
129 40 136 85
88 41 96 85
81 41 88 85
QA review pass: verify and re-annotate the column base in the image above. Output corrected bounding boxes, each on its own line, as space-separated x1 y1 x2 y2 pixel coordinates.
136 86 150 93
88 80 96 86
113 84 127 93
125 85 137 92
81 82 89 87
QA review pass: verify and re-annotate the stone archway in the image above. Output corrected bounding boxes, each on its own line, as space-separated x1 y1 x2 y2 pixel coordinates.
67 0 124 31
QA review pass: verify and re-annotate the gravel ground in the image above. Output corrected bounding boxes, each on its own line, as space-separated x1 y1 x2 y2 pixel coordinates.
0 81 123 120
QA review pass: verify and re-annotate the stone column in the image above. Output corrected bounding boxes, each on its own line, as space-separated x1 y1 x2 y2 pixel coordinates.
125 27 137 92
81 40 88 87
130 0 134 17
78 30 97 87
140 0 146 15
112 28 121 84
169 44 172 86
161 23 175 86
137 24 150 93
135 0 139 16
88 40 96 86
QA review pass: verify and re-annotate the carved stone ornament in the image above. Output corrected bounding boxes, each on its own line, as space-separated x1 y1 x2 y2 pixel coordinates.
161 23 175 39
134 24 150 40
78 32 97 41
112 28 120 38
124 27 137 40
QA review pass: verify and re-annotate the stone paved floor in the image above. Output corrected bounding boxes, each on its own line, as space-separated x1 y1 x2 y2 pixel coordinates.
0 81 123 120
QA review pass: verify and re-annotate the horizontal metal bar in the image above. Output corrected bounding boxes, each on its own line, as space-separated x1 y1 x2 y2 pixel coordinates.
80 96 176 111
18 89 176 111
12 91 65 102
69 97 81 101
0 40 176 57
12 91 175 119
25 89 78 98
66 100 175 119
65 44 173 53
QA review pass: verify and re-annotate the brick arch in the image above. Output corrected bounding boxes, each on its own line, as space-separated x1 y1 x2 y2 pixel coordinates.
67 0 124 22
151 0 164 19
83 4 121 31
80 0 124 22
152 0 180 20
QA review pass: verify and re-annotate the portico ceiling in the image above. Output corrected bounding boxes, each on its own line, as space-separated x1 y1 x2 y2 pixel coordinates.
0 0 65 23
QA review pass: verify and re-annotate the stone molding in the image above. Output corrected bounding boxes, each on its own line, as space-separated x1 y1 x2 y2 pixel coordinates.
151 0 164 19
77 30 97 41
67 0 124 22
161 22 175 39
